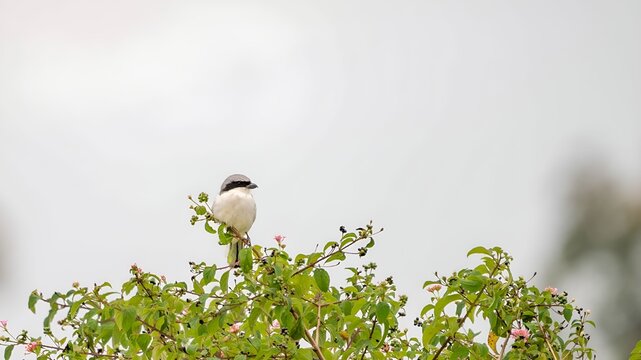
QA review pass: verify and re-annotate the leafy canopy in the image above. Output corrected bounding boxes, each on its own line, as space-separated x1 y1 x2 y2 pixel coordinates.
0 192 599 359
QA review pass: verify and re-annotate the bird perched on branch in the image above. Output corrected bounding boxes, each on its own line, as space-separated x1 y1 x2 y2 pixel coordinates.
212 174 258 266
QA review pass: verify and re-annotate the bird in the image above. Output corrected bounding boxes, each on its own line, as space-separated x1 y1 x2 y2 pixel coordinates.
212 174 258 266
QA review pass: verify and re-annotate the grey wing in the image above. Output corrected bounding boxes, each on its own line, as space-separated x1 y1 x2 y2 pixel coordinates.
251 201 257 225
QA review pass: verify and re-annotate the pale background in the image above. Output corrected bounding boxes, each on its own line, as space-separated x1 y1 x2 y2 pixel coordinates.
1 1 640 359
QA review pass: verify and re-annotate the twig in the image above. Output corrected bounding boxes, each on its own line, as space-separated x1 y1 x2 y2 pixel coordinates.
498 333 510 359
291 309 326 360
1 340 123 359
293 236 365 277
360 318 378 360
301 295 366 308
538 321 559 360
433 254 503 359
316 301 321 346
345 328 361 352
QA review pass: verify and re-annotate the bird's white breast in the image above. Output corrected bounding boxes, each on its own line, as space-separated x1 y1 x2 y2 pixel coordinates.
212 188 256 234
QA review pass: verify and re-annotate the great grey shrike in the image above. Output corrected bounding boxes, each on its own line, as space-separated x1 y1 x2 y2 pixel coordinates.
212 174 257 265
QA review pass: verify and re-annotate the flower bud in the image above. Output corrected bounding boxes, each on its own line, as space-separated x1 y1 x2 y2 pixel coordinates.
229 322 242 334
25 341 40 353
426 284 442 293
268 319 281 333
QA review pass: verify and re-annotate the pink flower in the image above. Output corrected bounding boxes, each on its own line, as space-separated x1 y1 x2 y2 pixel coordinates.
426 284 442 293
544 287 558 295
131 263 142 275
274 234 286 248
268 319 281 333
229 322 242 334
0 320 7 328
177 309 188 320
160 275 167 284
382 343 391 353
510 328 530 341
25 341 39 353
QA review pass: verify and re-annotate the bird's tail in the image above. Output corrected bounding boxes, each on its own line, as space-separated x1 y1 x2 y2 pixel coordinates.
228 238 241 266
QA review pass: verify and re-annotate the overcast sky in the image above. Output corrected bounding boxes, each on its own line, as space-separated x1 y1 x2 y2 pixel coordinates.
1 1 640 358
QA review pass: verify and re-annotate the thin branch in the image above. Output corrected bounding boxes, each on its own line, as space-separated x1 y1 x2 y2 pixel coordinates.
538 320 559 360
291 309 326 360
1 340 124 359
498 334 510 359
360 318 378 360
433 254 503 359
345 328 361 353
293 237 363 277
315 302 321 346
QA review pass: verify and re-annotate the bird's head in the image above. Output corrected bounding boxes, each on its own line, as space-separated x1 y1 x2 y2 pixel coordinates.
219 174 258 194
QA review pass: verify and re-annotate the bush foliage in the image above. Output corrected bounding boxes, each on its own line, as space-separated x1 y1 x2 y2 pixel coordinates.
0 192 598 359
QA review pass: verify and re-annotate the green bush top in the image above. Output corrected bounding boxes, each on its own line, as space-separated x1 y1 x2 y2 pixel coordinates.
0 192 597 359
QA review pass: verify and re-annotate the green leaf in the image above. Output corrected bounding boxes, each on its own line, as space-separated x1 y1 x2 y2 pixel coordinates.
308 252 323 265
122 307 137 331
375 302 391 323
247 306 261 331
434 294 462 317
68 299 83 319
460 278 483 292
185 343 198 356
451 341 470 358
193 278 204 294
341 232 357 241
420 304 434 317
99 322 115 343
294 349 314 360
563 304 573 322
313 268 330 292
4 345 14 360
467 246 491 257
28 291 39 313
239 248 252 273
220 270 230 293
290 315 304 340
326 252 346 263
203 266 217 285
204 221 216 234
455 300 465 317
137 333 152 351
194 205 206 215
422 321 441 347
472 343 490 358
630 340 641 359
323 241 338 251
218 225 231 245
341 300 353 315
44 302 59 328
280 309 295 330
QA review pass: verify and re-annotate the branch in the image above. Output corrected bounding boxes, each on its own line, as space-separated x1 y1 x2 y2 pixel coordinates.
433 254 503 359
292 230 380 277
1 340 123 359
291 310 326 360
538 319 559 360
360 318 378 360
316 302 321 346
498 334 510 359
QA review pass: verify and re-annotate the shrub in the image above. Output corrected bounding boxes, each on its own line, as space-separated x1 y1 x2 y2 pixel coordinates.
0 193 596 359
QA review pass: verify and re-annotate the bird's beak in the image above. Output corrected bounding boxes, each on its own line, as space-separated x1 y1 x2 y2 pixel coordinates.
246 183 258 189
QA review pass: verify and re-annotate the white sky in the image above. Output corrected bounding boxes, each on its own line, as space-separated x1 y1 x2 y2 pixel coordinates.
1 1 640 358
